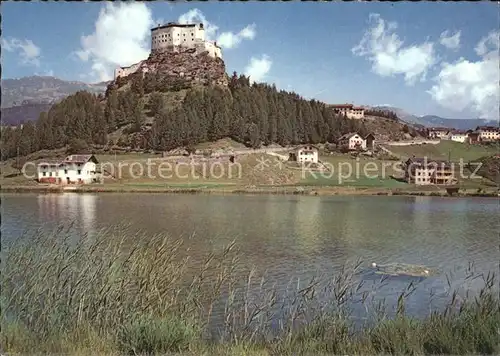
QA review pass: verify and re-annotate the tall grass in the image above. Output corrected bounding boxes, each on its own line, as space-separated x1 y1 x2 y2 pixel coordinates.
1 226 499 355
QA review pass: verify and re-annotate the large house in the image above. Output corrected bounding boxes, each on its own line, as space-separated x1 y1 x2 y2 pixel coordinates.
428 127 451 139
289 145 319 164
404 157 456 186
330 104 365 119
449 130 469 143
338 132 367 151
475 126 500 142
37 154 100 185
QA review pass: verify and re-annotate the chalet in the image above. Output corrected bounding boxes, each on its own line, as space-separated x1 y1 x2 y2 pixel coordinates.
404 157 456 186
449 130 469 143
37 161 64 184
37 154 100 185
475 126 500 142
289 145 319 164
365 133 376 150
467 131 481 144
338 132 367 151
428 127 451 139
330 104 365 119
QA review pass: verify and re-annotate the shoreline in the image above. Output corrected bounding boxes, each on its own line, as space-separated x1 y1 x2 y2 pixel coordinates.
1 184 498 198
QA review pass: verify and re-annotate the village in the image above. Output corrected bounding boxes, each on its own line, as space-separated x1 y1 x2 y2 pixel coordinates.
30 116 499 192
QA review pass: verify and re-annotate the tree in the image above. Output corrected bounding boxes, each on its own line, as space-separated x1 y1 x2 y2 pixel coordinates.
67 139 89 154
11 156 28 175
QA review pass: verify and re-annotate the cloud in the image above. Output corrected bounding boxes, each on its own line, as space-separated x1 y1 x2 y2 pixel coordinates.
439 30 461 51
75 2 154 81
217 24 256 49
1 37 41 66
352 13 437 85
244 55 272 83
428 30 500 120
178 9 256 49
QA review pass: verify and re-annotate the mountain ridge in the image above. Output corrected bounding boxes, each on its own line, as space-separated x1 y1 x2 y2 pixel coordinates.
371 106 497 131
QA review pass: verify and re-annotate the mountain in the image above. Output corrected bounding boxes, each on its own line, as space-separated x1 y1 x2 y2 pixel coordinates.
417 115 497 130
1 76 108 108
372 106 498 130
371 106 422 126
1 103 53 126
1 76 108 126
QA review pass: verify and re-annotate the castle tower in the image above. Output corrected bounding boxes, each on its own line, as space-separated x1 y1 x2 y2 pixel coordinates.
150 22 222 59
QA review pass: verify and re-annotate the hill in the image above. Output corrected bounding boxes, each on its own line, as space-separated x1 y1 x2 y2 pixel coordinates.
0 74 372 160
1 49 415 160
475 155 500 185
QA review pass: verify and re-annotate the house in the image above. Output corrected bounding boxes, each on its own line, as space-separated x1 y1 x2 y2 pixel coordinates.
428 127 451 139
404 157 456 186
37 154 100 185
330 104 365 119
37 161 64 184
289 145 319 164
475 126 500 142
449 130 469 143
338 132 367 151
365 133 376 150
467 131 481 144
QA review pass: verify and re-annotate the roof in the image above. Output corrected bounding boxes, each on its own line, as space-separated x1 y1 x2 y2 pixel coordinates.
64 154 97 164
450 130 468 135
429 127 451 131
352 106 365 110
339 132 361 140
151 22 198 31
295 144 319 151
36 154 98 168
331 104 354 109
365 132 376 139
476 126 499 131
37 160 64 167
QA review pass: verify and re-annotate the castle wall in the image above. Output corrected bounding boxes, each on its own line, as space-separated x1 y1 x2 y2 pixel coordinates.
204 42 222 59
152 24 205 51
114 23 223 80
114 60 145 80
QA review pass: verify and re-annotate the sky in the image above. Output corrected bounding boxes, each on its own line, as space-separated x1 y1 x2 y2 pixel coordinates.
2 2 499 120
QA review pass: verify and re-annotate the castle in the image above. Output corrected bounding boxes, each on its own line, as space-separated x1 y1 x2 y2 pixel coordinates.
114 22 223 80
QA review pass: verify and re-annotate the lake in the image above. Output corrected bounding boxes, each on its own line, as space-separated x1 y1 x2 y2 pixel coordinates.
2 193 499 325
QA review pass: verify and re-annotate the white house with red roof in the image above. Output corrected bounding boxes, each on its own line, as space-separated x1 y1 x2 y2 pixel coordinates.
330 103 365 119
37 154 99 184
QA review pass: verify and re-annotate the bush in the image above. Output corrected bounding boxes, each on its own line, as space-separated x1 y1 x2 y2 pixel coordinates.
117 314 200 354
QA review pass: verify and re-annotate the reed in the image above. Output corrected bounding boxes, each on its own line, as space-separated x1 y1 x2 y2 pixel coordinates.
1 225 499 355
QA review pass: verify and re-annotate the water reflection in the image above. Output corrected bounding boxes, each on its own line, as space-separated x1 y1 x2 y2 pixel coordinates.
2 193 499 320
37 193 97 236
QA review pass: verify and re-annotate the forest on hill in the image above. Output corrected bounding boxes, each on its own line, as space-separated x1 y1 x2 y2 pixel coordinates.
1 73 374 160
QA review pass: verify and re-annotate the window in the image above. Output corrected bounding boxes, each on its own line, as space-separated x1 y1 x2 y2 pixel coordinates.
49 172 52 177
43 172 46 177
77 170 81 175
64 169 68 174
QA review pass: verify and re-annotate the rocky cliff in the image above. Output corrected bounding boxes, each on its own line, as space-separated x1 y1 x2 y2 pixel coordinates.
112 47 228 91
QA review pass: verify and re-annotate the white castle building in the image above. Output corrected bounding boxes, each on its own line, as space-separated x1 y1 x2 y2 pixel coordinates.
114 22 223 80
